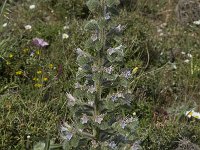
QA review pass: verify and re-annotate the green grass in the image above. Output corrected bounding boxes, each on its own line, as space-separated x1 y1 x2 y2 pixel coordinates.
1 0 200 149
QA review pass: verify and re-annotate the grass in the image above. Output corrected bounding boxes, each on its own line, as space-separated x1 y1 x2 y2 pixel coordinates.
1 0 200 149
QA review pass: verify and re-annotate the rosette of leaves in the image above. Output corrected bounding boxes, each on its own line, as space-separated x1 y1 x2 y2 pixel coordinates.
62 0 139 149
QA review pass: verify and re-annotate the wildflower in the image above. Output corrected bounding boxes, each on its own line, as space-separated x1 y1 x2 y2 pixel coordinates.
76 48 85 56
185 110 200 119
81 114 89 124
132 67 138 74
32 77 39 81
91 33 98 41
184 59 190 63
16 70 23 75
62 33 69 39
63 25 69 30
107 45 123 55
111 95 117 102
91 140 99 148
30 51 34 57
34 83 42 88
115 24 123 32
120 117 135 129
36 50 40 55
43 77 48 81
27 135 31 139
104 66 113 74
122 70 132 79
32 38 49 47
131 141 142 150
87 85 96 93
49 64 53 69
171 63 177 70
157 28 162 33
2 23 7 27
88 101 94 106
94 114 104 124
23 48 29 53
187 53 192 58
109 141 117 149
120 120 127 129
75 82 81 89
24 25 32 30
9 54 13 58
181 51 186 55
193 20 200 25
29 5 36 10
60 124 73 141
105 13 111 20
66 93 76 106
37 70 42 74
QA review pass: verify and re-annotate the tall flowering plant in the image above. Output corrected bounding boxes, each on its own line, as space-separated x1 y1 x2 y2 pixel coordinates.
61 0 139 149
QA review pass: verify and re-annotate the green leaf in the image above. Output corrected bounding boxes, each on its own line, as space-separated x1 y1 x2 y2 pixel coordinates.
86 0 101 13
76 55 92 67
84 20 99 31
106 0 120 7
33 142 45 150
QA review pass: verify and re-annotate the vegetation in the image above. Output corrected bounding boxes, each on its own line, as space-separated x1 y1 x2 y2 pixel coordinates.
1 0 200 149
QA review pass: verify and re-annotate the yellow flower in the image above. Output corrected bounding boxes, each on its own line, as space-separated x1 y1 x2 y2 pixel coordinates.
16 71 23 75
43 77 48 81
34 83 43 88
33 77 39 81
9 54 13 58
49 64 53 69
23 48 29 53
37 70 42 74
36 50 40 55
132 67 138 74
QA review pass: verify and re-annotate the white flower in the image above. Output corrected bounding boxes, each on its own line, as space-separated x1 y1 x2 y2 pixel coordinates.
63 25 69 30
27 135 31 139
81 114 89 124
105 13 111 20
185 110 200 119
94 114 105 124
62 33 69 39
131 141 142 150
91 33 98 41
60 123 73 141
107 45 123 55
24 25 32 30
171 63 177 69
121 120 127 129
104 66 113 74
76 48 85 56
88 101 94 106
109 141 117 149
66 93 76 106
187 53 192 58
184 59 190 63
2 23 7 27
193 20 200 25
181 51 186 55
75 82 82 89
157 28 162 33
91 140 99 148
29 5 36 10
87 85 96 93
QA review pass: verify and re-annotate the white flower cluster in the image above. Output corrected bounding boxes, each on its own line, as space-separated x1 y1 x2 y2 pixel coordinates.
185 110 200 119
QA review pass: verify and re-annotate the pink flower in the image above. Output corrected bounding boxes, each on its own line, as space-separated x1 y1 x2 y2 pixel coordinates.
32 38 49 47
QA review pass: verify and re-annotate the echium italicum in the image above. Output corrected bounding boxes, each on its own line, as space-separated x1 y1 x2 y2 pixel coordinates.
61 0 140 149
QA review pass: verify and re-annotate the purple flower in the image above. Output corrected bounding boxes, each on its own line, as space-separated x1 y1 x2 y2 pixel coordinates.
32 38 49 47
